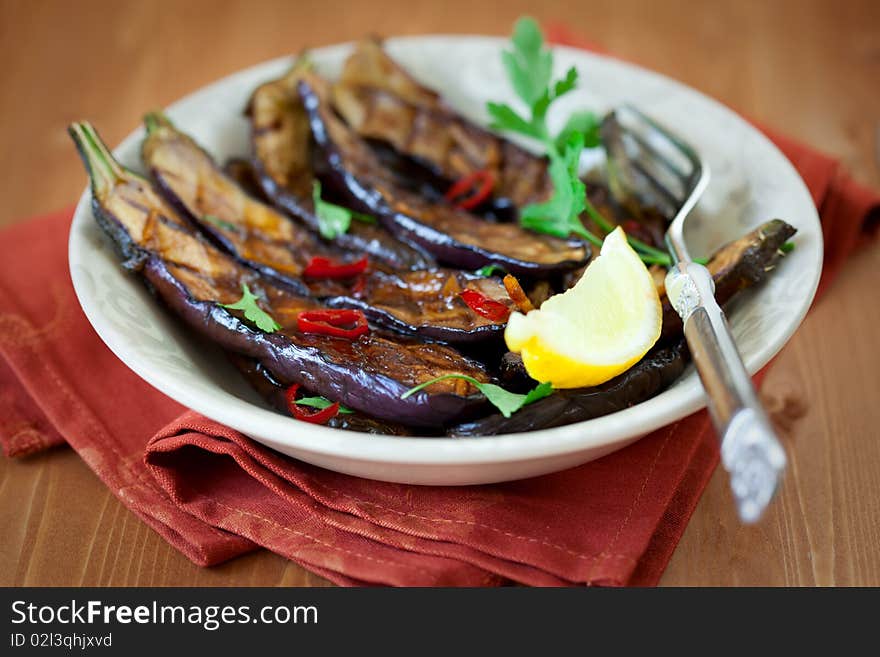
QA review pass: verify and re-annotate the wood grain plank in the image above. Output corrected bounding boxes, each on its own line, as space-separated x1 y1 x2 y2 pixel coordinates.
0 0 877 587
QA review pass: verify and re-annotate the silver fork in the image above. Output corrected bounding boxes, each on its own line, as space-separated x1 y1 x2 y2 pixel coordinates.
601 105 787 523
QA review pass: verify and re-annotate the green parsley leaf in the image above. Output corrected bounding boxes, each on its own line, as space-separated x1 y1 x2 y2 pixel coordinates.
555 110 601 152
533 67 579 122
502 17 553 108
221 283 281 333
312 181 351 239
521 132 593 243
312 181 376 238
350 210 377 225
475 264 506 277
486 102 543 140
203 214 239 232
295 396 354 414
400 375 553 418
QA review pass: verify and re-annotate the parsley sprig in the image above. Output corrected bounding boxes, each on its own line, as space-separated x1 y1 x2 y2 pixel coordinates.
488 17 675 266
295 396 354 414
221 283 281 333
312 181 376 239
401 375 552 418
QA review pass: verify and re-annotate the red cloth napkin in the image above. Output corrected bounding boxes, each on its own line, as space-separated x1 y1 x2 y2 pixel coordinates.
2 41 877 587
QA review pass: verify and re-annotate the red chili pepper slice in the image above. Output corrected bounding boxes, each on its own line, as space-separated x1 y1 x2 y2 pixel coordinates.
459 289 511 321
285 384 340 424
444 170 495 210
297 308 370 339
303 256 369 279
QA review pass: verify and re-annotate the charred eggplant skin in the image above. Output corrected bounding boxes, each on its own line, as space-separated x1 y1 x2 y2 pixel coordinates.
452 341 688 436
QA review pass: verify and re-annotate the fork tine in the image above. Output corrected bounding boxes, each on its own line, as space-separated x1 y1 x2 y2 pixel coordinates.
629 159 685 209
619 121 691 183
620 104 702 171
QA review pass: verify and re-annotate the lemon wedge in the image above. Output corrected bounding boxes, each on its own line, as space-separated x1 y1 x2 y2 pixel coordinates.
505 227 662 388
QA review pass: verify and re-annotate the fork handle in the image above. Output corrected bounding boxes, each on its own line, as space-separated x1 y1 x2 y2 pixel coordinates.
666 262 787 523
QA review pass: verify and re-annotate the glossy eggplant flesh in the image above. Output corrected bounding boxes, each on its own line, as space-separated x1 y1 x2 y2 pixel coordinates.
226 353 416 435
247 58 433 271
70 122 492 427
142 115 514 342
333 38 554 208
452 341 688 436
300 72 590 277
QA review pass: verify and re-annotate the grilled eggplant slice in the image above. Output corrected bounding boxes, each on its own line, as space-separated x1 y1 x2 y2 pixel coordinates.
333 38 553 208
659 218 796 342
452 341 688 436
142 114 514 342
247 59 431 271
224 157 271 202
226 353 414 435
70 122 492 427
300 72 589 277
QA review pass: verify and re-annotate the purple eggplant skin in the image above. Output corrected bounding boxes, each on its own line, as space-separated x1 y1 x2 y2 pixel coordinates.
298 74 590 278
450 341 688 437
141 114 512 344
251 158 435 271
69 121 492 429
226 353 420 435
142 257 487 427
245 60 433 272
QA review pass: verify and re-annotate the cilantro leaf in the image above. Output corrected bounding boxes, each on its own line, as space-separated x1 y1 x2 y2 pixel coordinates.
203 214 240 232
295 396 354 414
221 283 281 333
400 375 553 418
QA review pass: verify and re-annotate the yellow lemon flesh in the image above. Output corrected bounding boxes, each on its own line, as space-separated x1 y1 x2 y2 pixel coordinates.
505 227 662 388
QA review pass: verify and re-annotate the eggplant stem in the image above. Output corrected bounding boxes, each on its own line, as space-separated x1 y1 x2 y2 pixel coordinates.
68 122 126 197
144 110 173 135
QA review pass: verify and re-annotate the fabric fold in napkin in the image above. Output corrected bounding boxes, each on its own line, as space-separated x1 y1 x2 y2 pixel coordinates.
1 36 877 586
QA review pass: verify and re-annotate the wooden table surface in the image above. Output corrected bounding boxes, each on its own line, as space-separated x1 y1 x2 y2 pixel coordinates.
1 0 878 586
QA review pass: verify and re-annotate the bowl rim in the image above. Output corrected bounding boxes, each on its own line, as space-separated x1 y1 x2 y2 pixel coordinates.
68 34 823 467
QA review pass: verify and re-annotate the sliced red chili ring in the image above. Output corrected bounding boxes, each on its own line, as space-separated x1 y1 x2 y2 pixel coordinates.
297 308 370 339
459 288 511 321
303 255 369 279
444 170 495 210
285 384 340 424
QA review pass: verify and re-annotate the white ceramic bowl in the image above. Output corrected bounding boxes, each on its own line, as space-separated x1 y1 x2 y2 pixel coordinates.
68 36 822 485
